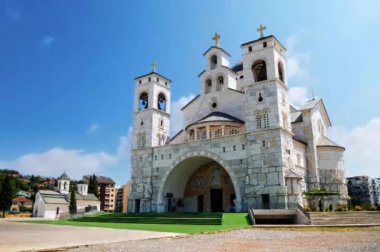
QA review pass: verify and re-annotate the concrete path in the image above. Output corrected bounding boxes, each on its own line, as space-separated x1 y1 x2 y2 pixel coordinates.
0 220 182 252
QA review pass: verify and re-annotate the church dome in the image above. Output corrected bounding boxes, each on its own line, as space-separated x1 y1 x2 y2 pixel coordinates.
58 172 70 180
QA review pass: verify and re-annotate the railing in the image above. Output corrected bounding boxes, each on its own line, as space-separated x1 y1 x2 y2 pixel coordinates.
248 207 256 225
250 203 299 210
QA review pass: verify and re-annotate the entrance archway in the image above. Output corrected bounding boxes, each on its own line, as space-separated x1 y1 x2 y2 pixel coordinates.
157 153 241 212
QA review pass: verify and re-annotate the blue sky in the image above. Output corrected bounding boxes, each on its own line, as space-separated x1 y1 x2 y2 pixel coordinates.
1 0 380 185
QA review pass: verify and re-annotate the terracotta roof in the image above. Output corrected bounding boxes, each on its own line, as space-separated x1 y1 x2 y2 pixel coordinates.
12 196 31 203
83 175 115 185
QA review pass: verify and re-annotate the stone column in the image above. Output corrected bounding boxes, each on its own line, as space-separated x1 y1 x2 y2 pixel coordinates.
221 125 225 136
194 128 198 140
206 125 210 139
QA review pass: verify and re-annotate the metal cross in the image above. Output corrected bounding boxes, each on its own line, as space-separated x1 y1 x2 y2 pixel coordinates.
257 24 266 38
212 33 221 47
150 61 157 72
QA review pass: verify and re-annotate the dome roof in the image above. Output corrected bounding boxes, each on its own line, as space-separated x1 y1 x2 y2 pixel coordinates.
186 112 244 130
58 172 70 180
317 136 345 150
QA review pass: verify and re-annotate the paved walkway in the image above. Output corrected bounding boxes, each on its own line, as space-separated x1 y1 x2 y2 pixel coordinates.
0 220 182 252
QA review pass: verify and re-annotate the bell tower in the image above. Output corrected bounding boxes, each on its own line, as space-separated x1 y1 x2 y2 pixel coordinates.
240 26 290 133
133 62 171 149
241 25 295 208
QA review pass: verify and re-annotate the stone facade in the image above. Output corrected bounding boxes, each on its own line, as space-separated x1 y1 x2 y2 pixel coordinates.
128 34 348 213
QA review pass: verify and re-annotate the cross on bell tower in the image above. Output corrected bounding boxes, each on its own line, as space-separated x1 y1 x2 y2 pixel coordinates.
150 60 157 72
212 33 221 47
257 24 266 38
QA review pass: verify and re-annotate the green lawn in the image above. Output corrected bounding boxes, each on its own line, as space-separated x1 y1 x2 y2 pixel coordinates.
27 212 250 234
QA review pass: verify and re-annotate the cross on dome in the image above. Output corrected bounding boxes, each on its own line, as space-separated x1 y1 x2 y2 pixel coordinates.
212 33 221 47
257 24 266 38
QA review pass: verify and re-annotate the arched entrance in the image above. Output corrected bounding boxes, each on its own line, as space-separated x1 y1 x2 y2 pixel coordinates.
157 154 241 213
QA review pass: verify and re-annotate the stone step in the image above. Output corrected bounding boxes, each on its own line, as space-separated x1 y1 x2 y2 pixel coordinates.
309 211 380 225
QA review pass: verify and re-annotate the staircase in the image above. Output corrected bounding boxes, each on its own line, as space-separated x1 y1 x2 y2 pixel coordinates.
309 211 380 225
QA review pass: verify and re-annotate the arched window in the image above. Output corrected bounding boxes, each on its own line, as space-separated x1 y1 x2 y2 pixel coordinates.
63 182 67 190
138 92 148 110
214 129 221 138
229 129 239 135
263 111 269 128
278 61 284 82
157 93 166 111
256 113 262 129
210 55 217 69
201 131 207 139
252 60 267 82
137 133 142 148
141 132 146 147
217 76 224 91
205 79 212 94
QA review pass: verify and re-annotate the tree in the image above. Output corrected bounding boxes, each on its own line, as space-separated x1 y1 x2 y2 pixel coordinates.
0 175 15 217
69 185 77 215
88 174 99 198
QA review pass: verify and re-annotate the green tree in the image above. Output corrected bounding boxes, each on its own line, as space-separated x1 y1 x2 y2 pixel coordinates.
0 175 15 217
69 185 77 215
88 174 99 198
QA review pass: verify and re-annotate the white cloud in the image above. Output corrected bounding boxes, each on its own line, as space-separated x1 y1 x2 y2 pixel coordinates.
0 148 117 179
0 127 134 180
87 124 100 134
288 86 309 107
330 118 380 178
40 36 55 48
117 126 133 158
170 94 196 136
286 34 311 81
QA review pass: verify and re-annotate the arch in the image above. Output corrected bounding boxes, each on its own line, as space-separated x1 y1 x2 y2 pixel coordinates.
210 55 217 69
157 93 167 111
216 76 224 91
156 151 242 212
138 92 149 110
278 61 285 82
205 79 212 94
252 60 267 82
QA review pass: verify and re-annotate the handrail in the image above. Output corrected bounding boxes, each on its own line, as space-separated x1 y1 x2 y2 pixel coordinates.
248 205 256 225
297 203 310 219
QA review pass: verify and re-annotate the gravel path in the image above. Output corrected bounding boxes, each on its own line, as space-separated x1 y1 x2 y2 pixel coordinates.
68 227 380 252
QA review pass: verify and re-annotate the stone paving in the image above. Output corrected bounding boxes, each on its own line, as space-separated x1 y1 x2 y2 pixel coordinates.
69 227 380 252
0 220 181 252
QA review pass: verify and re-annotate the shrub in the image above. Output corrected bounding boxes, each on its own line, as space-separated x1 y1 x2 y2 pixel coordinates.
336 204 347 212
304 206 312 212
328 204 333 212
367 205 377 211
354 205 362 211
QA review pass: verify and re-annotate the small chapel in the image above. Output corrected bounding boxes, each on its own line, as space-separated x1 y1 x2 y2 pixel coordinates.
128 26 348 213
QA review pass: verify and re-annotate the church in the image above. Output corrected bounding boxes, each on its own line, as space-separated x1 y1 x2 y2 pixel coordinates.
128 26 348 213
